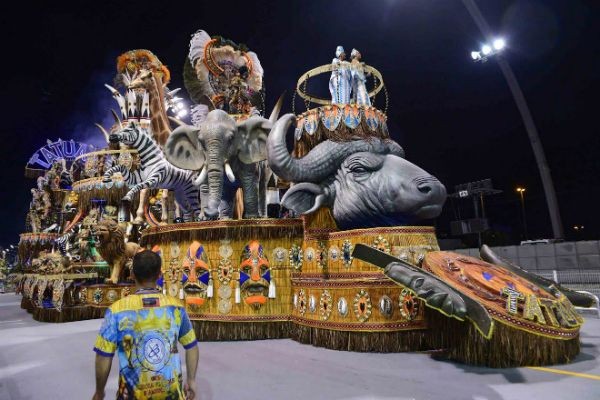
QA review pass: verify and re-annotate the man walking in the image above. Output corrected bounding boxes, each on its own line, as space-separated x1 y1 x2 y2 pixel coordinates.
92 250 199 399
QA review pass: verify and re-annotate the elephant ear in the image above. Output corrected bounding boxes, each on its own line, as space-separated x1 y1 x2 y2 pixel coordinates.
165 125 205 170
234 116 270 164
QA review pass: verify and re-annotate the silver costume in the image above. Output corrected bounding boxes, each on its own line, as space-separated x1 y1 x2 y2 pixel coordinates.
350 48 371 106
329 46 352 104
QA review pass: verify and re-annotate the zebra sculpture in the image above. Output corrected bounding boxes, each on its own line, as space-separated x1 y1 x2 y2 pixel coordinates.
56 230 77 260
103 124 201 221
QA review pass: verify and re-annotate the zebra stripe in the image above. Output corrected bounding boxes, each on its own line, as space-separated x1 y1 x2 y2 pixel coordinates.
103 126 201 217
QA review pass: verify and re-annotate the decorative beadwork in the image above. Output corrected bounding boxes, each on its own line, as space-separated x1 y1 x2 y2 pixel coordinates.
319 290 333 320
328 245 340 262
316 242 328 269
353 289 372 323
217 259 233 284
372 235 391 254
342 240 353 268
399 288 419 321
289 244 303 271
298 289 307 316
93 288 103 305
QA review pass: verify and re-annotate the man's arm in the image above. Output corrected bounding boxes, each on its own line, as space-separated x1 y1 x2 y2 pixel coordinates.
184 345 199 399
93 308 117 400
178 307 199 399
93 354 113 400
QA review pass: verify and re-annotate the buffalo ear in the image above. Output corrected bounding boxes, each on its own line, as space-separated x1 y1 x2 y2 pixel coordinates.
281 183 330 215
165 126 205 170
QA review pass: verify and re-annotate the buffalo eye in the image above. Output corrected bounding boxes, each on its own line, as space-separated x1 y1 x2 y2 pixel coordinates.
350 165 368 173
345 153 384 180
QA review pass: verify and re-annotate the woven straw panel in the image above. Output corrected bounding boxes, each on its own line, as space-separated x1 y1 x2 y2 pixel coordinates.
292 226 439 331
145 220 304 322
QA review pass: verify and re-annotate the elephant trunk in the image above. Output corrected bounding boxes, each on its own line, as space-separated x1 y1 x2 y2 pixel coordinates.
238 163 259 218
204 137 225 219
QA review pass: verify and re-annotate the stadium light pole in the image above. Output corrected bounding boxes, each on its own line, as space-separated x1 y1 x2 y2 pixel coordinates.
516 187 528 240
462 0 564 239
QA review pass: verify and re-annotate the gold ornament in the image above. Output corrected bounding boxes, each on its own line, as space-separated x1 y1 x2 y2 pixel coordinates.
218 258 233 284
353 289 372 323
319 290 333 320
297 289 307 316
399 288 420 321
372 235 391 254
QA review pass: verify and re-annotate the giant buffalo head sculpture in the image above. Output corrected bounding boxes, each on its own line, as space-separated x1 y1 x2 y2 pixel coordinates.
267 114 447 230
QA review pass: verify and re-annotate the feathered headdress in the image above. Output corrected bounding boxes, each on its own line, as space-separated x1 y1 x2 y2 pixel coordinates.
186 29 264 112
116 49 171 84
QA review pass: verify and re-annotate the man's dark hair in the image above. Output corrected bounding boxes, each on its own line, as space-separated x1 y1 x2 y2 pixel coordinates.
132 250 162 282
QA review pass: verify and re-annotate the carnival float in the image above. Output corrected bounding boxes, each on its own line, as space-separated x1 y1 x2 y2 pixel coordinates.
15 31 595 368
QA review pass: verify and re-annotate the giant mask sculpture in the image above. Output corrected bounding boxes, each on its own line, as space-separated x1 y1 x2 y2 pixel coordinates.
239 240 272 309
164 99 282 220
267 114 447 230
182 241 211 309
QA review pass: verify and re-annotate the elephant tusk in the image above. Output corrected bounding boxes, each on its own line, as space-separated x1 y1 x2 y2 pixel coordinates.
225 162 236 183
110 109 123 129
104 84 120 96
269 92 285 124
194 165 208 186
95 123 110 143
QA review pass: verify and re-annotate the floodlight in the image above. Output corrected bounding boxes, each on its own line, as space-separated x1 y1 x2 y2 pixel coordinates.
481 45 492 55
493 38 505 51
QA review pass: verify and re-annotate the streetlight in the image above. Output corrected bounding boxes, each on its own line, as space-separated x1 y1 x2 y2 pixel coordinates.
463 0 564 240
516 187 528 240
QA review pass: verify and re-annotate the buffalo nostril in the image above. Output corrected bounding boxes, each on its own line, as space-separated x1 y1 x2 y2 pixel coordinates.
417 183 432 194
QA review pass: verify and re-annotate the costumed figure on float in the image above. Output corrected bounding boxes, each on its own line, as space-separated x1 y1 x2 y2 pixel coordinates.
329 46 352 104
350 48 371 106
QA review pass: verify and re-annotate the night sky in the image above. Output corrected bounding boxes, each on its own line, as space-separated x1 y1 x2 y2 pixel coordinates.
1 0 598 246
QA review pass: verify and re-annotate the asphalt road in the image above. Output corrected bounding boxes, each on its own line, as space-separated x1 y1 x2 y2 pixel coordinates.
1 293 598 400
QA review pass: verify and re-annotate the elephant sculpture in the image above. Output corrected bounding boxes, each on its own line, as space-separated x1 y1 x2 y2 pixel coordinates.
165 98 282 220
267 114 447 230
